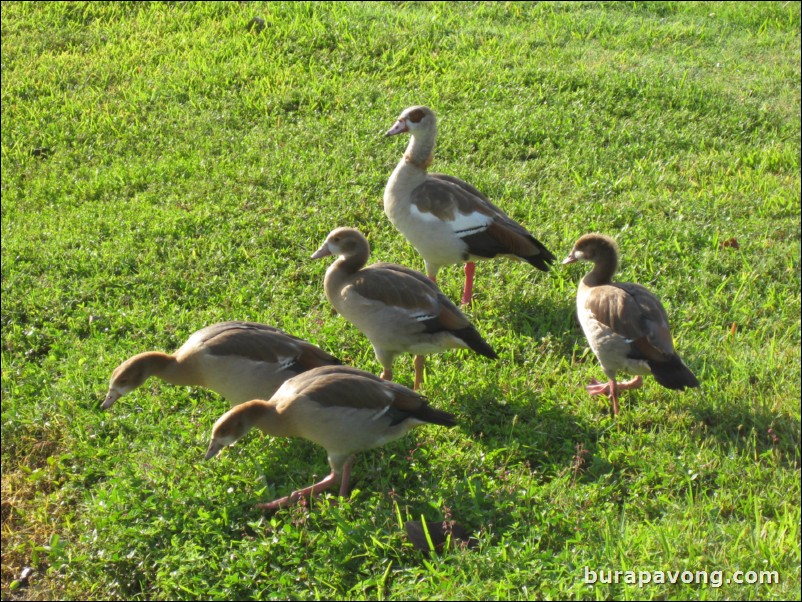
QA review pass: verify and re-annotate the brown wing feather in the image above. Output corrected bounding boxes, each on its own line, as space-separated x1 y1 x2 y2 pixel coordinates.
370 262 442 290
586 284 677 360
436 304 470 330
411 176 494 221
293 342 342 371
484 221 543 257
293 367 458 427
198 322 340 368
427 173 499 213
426 174 538 236
340 263 493 355
200 322 289 363
416 175 555 268
350 264 447 314
367 264 477 332
295 369 395 411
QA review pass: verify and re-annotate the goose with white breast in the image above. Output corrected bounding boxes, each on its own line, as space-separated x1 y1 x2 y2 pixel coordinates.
384 105 556 305
311 227 498 390
563 233 699 415
205 365 457 510
103 321 341 409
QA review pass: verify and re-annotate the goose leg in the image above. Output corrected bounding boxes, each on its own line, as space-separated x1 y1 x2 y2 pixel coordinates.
413 355 426 390
338 456 355 497
610 380 620 415
255 472 339 511
585 378 612 396
375 350 395 382
461 262 476 305
424 263 438 284
585 376 643 415
617 376 643 390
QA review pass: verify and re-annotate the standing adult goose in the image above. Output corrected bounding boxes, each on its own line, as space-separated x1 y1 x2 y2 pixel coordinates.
384 105 556 305
311 227 498 390
103 321 341 409
563 234 700 415
204 365 457 510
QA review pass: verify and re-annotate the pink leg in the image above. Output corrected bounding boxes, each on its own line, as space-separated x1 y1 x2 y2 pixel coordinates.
413 355 426 391
610 380 620 416
586 378 621 414
380 368 393 381
617 376 643 391
461 262 476 305
255 471 339 510
585 378 612 396
585 376 643 415
338 457 355 497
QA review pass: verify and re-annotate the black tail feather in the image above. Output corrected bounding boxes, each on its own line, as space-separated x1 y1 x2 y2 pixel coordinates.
415 405 458 428
524 252 554 272
524 237 557 272
454 327 499 360
388 399 458 427
649 355 700 390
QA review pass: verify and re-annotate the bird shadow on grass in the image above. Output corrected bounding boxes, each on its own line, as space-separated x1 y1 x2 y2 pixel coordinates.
482 289 578 341
413 381 616 540
687 395 801 470
208 428 467 520
456 381 611 482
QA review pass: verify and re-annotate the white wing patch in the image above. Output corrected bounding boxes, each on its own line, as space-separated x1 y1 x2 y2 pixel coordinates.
409 205 443 223
449 210 492 237
368 387 396 422
277 355 298 371
409 205 492 237
368 404 392 422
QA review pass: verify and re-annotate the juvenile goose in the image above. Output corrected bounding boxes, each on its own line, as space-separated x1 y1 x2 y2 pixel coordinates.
205 365 457 510
103 321 341 409
384 105 556 305
311 227 498 390
563 234 700 415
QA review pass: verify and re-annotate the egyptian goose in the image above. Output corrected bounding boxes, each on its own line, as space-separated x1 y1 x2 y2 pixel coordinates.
204 365 457 510
103 321 341 409
384 105 556 305
311 227 498 390
562 234 700 414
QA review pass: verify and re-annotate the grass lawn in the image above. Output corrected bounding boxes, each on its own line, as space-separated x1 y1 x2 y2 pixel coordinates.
2 1 800 600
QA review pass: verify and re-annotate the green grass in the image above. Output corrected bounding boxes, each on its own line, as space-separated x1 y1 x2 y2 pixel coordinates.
2 1 800 599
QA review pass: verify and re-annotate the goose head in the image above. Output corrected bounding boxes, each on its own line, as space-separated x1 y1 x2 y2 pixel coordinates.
204 401 263 460
311 227 371 264
103 354 154 409
385 106 437 137
562 233 619 267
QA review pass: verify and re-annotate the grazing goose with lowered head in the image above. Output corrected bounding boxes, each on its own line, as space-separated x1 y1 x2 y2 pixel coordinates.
103 321 341 409
563 234 700 415
205 365 457 510
384 105 556 305
311 227 498 390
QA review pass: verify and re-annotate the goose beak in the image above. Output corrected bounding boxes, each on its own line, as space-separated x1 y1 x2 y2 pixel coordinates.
562 252 578 265
385 119 408 136
311 243 332 259
205 440 224 460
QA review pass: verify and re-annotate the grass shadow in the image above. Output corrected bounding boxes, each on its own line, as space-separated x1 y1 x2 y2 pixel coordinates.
688 396 801 469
